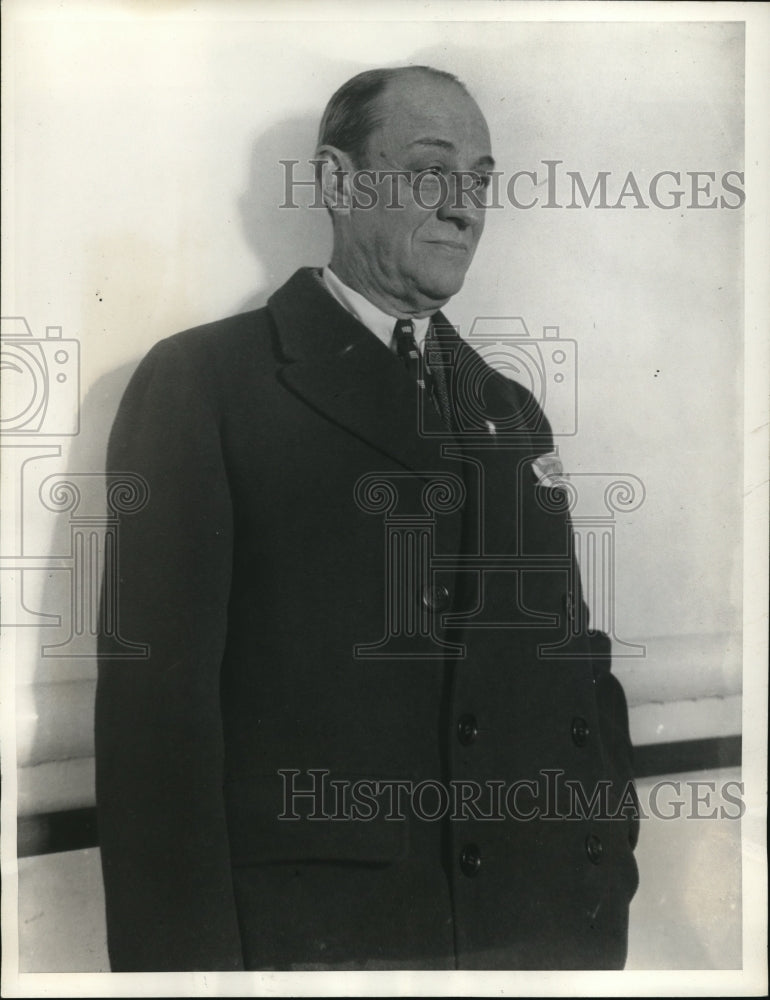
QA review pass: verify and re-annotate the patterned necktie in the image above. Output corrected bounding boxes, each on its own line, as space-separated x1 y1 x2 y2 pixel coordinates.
393 319 453 431
393 318 423 382
424 328 454 432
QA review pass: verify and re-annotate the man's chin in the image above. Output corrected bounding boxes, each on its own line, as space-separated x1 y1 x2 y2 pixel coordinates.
415 271 468 309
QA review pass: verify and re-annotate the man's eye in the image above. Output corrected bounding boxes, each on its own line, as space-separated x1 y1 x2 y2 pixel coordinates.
464 172 491 191
413 166 445 182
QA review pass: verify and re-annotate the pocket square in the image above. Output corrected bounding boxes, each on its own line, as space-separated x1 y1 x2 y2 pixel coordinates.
532 451 567 487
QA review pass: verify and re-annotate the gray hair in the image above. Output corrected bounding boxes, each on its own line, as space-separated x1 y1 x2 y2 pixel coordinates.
317 65 468 166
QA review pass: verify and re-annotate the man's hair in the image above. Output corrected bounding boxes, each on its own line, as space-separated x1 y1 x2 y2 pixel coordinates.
317 65 468 167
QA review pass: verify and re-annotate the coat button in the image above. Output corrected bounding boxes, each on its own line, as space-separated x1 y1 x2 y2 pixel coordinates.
459 843 482 877
457 714 478 746
571 716 590 747
585 834 603 865
423 583 450 612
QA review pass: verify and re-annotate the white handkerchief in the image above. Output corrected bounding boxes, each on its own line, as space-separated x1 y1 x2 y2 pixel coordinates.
532 451 567 488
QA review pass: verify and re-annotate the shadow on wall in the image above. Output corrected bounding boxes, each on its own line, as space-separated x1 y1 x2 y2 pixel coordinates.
21 113 333 827
235 114 332 314
20 361 144 830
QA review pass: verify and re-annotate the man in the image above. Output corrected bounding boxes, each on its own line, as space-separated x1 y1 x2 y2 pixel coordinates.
95 65 639 972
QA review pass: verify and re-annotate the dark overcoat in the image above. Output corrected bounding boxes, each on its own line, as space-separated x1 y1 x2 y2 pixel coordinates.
95 267 639 971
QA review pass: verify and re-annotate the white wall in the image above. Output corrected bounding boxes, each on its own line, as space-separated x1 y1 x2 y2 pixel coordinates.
3 5 751 978
7 16 744 642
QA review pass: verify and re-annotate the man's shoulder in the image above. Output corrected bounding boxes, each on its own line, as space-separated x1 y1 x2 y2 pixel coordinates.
129 304 280 400
114 304 280 428
144 267 322 370
156 304 274 362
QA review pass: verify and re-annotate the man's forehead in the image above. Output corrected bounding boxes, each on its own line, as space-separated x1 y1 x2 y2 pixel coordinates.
376 75 491 154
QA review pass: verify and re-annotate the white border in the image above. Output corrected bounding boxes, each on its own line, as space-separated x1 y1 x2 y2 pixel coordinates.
1 1 767 996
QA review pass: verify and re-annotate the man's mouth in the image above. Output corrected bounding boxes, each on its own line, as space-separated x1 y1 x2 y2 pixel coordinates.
425 240 469 253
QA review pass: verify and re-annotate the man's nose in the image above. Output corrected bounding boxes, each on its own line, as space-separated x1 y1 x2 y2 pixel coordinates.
436 172 486 228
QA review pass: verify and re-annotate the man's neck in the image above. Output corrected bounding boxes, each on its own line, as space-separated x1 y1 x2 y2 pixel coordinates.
321 266 432 353
328 258 447 320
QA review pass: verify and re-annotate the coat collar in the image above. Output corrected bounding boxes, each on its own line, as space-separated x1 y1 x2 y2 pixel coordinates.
267 267 454 478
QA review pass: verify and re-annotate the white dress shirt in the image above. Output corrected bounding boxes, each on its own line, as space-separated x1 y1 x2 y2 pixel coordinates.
321 266 431 353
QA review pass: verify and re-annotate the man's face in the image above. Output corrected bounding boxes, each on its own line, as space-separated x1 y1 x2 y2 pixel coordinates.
332 73 494 316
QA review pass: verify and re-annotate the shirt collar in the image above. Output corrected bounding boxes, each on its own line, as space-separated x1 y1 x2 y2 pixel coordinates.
321 265 432 352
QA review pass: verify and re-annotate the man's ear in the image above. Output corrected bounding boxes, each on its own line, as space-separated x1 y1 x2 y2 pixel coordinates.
315 145 354 214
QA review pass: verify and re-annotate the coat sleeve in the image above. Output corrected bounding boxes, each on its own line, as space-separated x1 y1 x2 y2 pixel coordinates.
589 630 640 850
95 335 244 971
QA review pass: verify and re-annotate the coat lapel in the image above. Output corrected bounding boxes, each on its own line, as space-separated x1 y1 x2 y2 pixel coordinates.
430 325 540 556
268 269 545 558
268 268 451 478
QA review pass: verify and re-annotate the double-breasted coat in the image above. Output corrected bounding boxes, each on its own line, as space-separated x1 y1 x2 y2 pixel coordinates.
95 267 639 971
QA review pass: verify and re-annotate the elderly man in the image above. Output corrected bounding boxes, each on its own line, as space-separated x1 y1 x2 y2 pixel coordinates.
95 65 638 972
